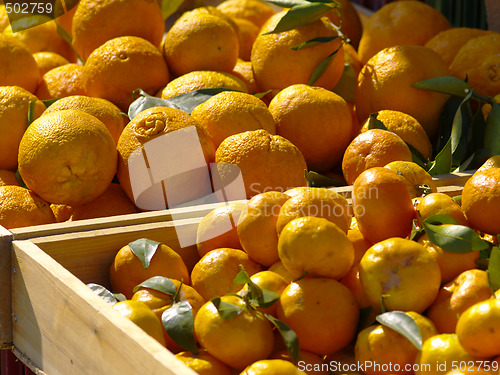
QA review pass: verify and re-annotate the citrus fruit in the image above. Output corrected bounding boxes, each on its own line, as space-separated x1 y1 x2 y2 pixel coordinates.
384 160 437 199
477 155 500 172
233 17 260 61
232 58 261 94
239 359 307 374
268 260 295 284
416 192 469 227
35 63 87 100
325 0 363 49
270 349 327 375
175 349 232 375
0 170 20 187
216 0 276 28
340 265 371 309
268 84 352 172
32 51 70 77
18 109 117 206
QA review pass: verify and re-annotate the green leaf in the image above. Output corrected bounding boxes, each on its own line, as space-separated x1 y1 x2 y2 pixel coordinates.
27 100 37 127
233 269 253 285
113 293 127 302
87 283 118 304
451 91 473 168
484 101 500 158
15 170 27 189
488 246 500 294
160 0 185 20
422 214 459 226
265 0 311 8
380 295 389 313
332 63 356 103
407 142 429 169
471 106 487 154
427 133 452 175
257 289 281 309
264 2 333 34
162 301 198 354
451 195 462 205
411 76 472 98
128 238 161 269
265 314 300 364
367 112 388 130
308 44 342 86
132 276 177 295
305 170 346 188
254 90 273 99
210 297 244 320
54 20 85 64
376 311 423 350
291 36 339 50
409 219 423 241
422 221 490 254
42 98 61 108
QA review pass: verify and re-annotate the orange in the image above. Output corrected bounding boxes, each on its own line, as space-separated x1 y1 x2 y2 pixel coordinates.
0 86 45 171
415 333 480 375
54 0 78 37
355 45 450 140
160 70 248 100
354 311 438 375
449 33 500 98
32 52 70 77
0 170 20 187
384 161 437 199
214 129 308 199
340 265 371 309
361 110 433 161
456 299 500 358
426 269 493 334
251 11 345 97
83 36 169 111
232 58 261 94
277 277 359 355
343 42 363 78
109 239 190 299
71 0 165 61
237 191 290 267
175 349 232 375
357 1 451 64
0 185 56 229
196 202 246 257
0 4 9 32
216 0 276 28
18 109 117 206
270 349 327 375
268 260 295 284
278 216 354 280
347 227 373 266
325 345 363 375
416 192 469 226
268 84 353 172
116 106 215 210
68 183 140 221
163 11 239 76
111 299 166 346
35 63 87 100
191 90 276 149
461 168 500 235
352 167 415 243
233 17 260 61
3 16 76 62
444 369 492 375
0 35 41 93
326 0 363 49
482 94 500 122
342 129 412 186
43 95 125 145
477 155 500 173
50 203 74 223
358 237 441 313
190 248 262 301
194 294 274 369
239 359 307 374
275 187 351 235
425 27 493 67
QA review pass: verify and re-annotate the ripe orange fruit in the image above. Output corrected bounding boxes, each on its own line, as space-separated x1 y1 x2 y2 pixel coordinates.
268 84 353 172
354 312 438 375
239 359 307 374
461 167 500 235
0 5 9 32
175 349 232 375
160 70 248 100
278 216 354 280
196 202 246 257
43 95 125 145
0 186 56 229
112 300 166 346
275 187 351 235
426 269 493 334
359 237 441 313
270 350 327 375
32 52 70 77
214 129 308 199
0 86 45 171
251 11 345 97
352 167 415 243
357 1 451 64
342 129 412 186
163 11 239 76
477 155 500 172
191 248 262 301
267 260 295 284
0 170 20 187
325 0 363 49
347 227 373 266
216 0 276 28
50 203 74 223
340 265 371 309
384 161 437 199
18 109 117 206
343 42 363 78
191 90 276 149
456 299 500 358
109 239 190 299
232 17 260 61
0 35 41 93
425 27 493 67
83 36 169 111
71 0 165 61
416 192 469 226
355 45 450 140
116 106 215 210
232 58 261 94
449 33 500 98
361 110 433 161
277 277 359 355
35 63 87 100
194 294 274 369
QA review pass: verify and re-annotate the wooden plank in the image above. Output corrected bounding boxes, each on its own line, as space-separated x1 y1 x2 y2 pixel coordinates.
11 239 197 375
0 226 13 348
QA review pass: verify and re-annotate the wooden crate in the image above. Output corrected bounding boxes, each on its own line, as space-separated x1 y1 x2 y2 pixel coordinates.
2 171 473 373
